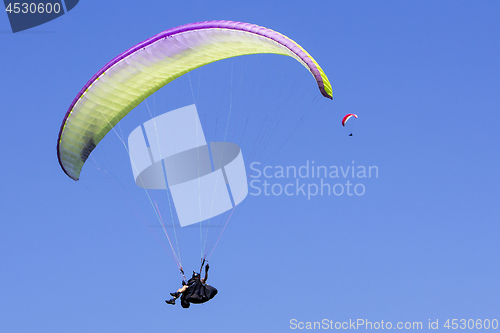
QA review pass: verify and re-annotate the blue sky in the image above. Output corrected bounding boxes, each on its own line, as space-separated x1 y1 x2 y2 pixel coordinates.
1 1 499 332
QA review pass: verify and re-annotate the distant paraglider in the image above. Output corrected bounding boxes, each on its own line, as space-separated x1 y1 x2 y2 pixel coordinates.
342 113 358 136
342 113 358 126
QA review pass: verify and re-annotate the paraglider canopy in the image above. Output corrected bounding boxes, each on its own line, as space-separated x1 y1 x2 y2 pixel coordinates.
56 20 333 181
342 113 358 126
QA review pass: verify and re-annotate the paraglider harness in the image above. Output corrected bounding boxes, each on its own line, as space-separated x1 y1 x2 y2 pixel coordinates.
178 259 218 308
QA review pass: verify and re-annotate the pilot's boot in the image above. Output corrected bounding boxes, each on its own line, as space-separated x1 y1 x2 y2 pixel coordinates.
165 298 176 305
